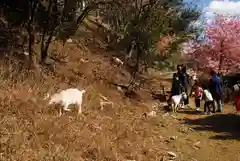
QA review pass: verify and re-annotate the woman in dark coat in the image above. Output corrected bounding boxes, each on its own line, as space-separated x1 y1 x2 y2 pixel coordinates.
180 65 190 105
171 73 181 96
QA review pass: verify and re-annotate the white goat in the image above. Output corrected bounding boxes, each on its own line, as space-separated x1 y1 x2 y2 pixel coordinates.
142 110 157 118
233 83 240 92
111 57 124 67
169 92 187 113
47 88 86 116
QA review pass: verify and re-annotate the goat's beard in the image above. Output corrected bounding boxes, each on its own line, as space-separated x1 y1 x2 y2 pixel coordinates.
48 100 54 105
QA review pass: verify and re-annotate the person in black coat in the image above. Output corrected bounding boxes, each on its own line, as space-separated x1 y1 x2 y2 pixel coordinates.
180 65 190 105
171 73 181 96
169 65 182 104
173 65 182 92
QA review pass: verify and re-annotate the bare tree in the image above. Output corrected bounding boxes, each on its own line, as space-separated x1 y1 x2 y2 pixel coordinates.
27 0 39 69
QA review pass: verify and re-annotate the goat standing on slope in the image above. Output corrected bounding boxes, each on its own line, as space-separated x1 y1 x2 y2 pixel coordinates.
46 88 86 116
111 57 124 67
169 92 187 113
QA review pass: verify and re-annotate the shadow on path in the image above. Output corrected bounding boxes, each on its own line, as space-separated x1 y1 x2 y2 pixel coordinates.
184 114 240 140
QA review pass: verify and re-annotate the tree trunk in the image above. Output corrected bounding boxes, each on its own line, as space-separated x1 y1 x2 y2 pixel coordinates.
43 30 54 61
218 41 224 73
63 0 77 21
128 41 141 90
28 31 38 69
40 0 53 62
27 0 38 69
40 27 48 62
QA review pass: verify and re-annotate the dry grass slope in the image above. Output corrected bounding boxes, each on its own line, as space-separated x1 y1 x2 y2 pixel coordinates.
0 40 240 161
0 41 172 161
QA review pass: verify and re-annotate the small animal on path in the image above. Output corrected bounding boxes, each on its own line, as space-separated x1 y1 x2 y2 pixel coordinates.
111 56 124 67
142 110 157 118
46 88 86 116
169 92 187 113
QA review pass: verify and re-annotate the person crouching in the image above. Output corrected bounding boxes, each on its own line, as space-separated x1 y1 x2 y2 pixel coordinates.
192 81 203 112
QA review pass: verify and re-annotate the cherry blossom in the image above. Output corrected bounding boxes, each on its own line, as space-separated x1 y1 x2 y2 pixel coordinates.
188 15 240 74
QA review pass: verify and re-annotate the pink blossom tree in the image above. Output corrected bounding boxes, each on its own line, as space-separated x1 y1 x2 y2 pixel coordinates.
189 15 240 75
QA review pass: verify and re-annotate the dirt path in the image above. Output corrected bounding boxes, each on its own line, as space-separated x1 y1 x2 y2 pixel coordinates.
147 71 240 161
142 98 240 161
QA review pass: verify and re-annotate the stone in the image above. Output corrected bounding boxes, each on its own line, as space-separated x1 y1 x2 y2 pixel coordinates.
66 38 73 43
193 141 201 148
170 136 178 140
167 151 177 158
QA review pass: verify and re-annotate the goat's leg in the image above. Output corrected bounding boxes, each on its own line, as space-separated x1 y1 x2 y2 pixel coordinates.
63 103 71 111
174 103 178 113
182 100 185 109
171 103 175 113
175 104 178 113
100 102 104 110
59 107 62 117
78 103 82 114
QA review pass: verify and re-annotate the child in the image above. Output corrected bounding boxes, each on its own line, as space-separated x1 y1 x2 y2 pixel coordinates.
192 81 203 112
202 85 215 115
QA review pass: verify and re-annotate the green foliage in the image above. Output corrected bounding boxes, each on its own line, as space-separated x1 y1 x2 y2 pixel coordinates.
101 0 200 63
0 0 200 70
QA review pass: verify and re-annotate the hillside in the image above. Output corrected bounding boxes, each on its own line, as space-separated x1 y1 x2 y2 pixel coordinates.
0 37 239 161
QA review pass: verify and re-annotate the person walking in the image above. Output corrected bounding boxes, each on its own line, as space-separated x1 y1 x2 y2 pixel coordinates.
180 65 190 106
170 65 182 95
209 70 223 112
171 73 181 96
168 65 182 104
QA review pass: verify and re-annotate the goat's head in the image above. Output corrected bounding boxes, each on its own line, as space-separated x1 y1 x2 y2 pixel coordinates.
181 92 188 100
81 89 86 95
48 93 60 105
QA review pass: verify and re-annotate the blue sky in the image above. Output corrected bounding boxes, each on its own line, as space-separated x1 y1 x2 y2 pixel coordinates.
184 0 240 8
181 0 240 50
184 0 210 9
184 0 240 18
183 0 240 28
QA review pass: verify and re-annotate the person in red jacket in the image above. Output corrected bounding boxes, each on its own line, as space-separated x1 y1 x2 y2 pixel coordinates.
191 81 203 112
233 81 240 112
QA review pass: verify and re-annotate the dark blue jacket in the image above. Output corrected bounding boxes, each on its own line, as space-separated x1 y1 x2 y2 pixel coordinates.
209 72 223 100
181 73 189 92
